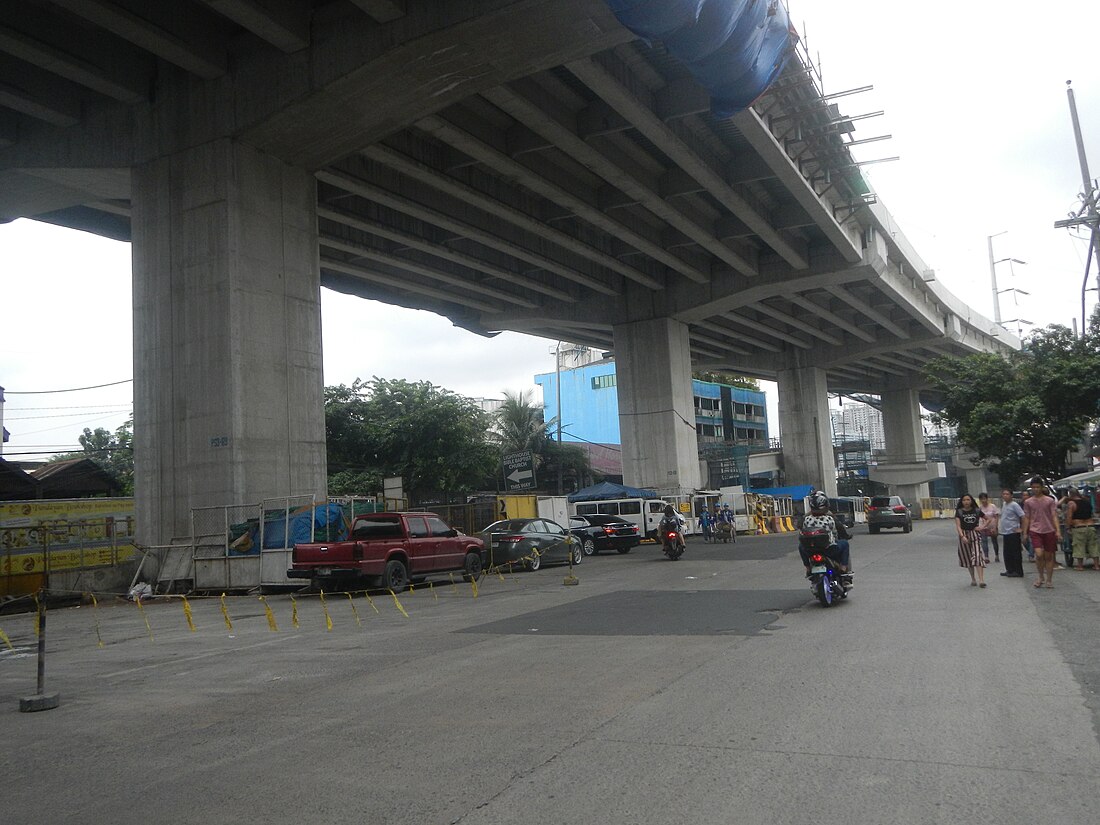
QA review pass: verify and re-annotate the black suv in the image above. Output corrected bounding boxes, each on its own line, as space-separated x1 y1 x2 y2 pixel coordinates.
867 496 913 533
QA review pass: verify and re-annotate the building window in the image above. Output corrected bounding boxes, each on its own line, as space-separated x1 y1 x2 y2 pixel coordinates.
697 423 723 438
592 374 617 389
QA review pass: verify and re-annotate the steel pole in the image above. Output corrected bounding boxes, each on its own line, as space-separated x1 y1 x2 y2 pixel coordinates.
1067 81 1100 318
987 234 1003 323
555 341 563 496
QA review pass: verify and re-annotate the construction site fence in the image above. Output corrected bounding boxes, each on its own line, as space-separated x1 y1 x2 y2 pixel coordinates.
919 497 960 520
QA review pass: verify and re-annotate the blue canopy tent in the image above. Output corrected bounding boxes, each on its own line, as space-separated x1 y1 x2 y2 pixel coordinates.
569 481 661 503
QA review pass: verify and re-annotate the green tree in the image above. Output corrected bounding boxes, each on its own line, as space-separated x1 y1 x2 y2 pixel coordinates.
925 318 1100 486
692 370 760 391
51 419 134 495
494 389 552 454
324 378 497 501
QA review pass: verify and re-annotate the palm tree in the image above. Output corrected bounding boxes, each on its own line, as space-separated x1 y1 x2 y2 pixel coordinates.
494 390 553 454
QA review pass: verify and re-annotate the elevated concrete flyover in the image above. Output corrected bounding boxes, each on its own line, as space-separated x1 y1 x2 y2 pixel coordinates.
0 1 1016 542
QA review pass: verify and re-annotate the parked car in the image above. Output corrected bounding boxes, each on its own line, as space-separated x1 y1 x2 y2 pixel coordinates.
568 514 641 555
479 518 581 571
867 496 913 533
288 512 484 591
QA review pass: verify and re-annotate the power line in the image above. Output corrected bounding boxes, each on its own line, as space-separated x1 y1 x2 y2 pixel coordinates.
4 379 133 395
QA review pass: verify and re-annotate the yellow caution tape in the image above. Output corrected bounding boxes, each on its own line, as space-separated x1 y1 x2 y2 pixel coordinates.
345 592 362 627
291 596 300 629
90 592 105 648
220 593 233 631
182 596 197 632
408 583 415 597
0 627 12 651
389 589 410 618
136 598 154 641
319 589 333 631
362 590 379 614
259 595 278 632
497 568 505 582
449 572 457 592
429 581 438 601
471 577 479 599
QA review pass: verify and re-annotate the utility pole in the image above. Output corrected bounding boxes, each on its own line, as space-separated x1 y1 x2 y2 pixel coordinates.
555 340 563 496
987 232 1006 324
1054 81 1100 334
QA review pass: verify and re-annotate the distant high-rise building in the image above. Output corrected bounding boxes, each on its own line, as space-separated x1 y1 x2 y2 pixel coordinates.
830 401 885 450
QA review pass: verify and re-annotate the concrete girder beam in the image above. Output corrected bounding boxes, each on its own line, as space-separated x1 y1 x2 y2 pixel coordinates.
0 54 84 126
317 204 576 303
566 56 810 271
347 0 407 23
361 142 665 290
752 301 844 346
197 0 311 53
787 293 876 343
732 106 863 264
248 0 634 169
724 312 813 349
694 320 782 354
0 22 147 103
321 255 504 315
669 255 874 324
824 284 911 340
818 331 942 370
415 113 713 284
44 0 229 80
319 235 539 309
482 82 757 278
316 167 618 297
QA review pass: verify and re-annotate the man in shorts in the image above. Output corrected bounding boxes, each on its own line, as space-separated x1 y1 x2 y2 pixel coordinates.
1066 487 1099 570
1022 476 1061 588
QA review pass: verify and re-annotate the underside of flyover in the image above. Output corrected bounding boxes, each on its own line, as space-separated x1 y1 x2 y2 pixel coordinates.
0 1 1014 542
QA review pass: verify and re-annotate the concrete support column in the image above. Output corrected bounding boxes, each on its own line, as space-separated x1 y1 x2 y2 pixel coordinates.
882 388 928 505
777 364 836 496
613 317 702 492
132 139 327 546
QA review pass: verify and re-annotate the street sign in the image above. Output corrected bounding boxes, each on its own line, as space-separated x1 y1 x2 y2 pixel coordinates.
502 450 536 492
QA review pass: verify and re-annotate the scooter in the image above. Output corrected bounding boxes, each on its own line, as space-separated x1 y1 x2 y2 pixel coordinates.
799 528 848 607
660 521 685 560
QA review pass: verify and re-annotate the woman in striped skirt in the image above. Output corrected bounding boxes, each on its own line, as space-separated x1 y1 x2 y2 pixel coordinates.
956 494 986 587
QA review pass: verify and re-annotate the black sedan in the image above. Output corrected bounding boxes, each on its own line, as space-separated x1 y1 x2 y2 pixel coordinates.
478 518 581 571
568 515 641 555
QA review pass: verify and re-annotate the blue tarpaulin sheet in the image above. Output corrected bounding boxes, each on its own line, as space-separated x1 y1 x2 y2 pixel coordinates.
750 484 813 499
604 0 796 117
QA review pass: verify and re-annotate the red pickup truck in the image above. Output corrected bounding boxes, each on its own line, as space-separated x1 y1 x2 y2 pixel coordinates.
288 512 484 591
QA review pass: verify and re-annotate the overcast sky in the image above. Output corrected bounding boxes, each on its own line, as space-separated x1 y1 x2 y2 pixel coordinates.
2 1 1098 461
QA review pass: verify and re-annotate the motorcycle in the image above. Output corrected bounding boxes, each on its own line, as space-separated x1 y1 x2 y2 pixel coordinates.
660 519 685 560
799 528 848 607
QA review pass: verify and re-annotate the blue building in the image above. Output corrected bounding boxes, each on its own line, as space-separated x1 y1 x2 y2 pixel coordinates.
534 359 769 484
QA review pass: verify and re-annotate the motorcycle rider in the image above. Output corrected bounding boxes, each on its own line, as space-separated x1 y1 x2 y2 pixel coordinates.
799 490 853 588
659 503 686 551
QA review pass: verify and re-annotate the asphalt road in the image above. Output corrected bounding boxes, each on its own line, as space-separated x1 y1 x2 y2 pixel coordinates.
2 521 1098 825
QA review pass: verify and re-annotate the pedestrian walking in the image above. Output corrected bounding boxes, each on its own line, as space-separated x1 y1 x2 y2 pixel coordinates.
955 493 986 587
998 489 1026 578
977 492 1000 563
1022 476 1061 589
1022 489 1035 562
1065 487 1100 571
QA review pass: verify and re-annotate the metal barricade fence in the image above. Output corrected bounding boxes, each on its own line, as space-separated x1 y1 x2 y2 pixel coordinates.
1 513 139 599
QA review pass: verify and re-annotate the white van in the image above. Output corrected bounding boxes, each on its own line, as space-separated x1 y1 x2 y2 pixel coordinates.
572 498 669 539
